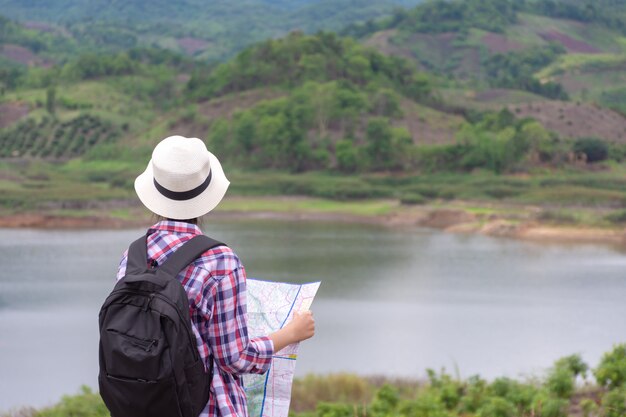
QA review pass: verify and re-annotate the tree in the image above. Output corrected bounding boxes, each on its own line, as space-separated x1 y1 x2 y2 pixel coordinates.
46 86 56 115
370 88 402 118
365 117 394 171
335 139 359 173
207 118 232 159
233 111 256 153
520 121 552 162
573 137 608 163
309 82 336 139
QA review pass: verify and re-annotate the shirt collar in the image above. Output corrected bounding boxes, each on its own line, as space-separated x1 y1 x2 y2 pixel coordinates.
148 220 202 236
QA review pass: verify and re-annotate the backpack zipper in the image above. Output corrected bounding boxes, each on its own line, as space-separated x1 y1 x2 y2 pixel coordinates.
107 329 158 352
106 288 200 361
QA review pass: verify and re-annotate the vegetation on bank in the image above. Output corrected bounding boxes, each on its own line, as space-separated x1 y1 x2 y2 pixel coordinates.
6 344 626 417
9 157 626 231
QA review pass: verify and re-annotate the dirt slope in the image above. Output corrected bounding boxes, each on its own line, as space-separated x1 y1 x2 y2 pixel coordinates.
510 101 626 142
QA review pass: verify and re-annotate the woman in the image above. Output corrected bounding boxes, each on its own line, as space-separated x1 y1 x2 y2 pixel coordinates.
116 135 315 417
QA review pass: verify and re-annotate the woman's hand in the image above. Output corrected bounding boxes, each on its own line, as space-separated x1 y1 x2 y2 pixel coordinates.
269 310 315 352
286 311 315 342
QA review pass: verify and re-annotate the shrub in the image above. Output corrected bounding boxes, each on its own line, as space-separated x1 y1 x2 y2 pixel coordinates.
489 377 515 398
459 375 488 413
439 189 457 200
400 392 448 417
537 210 577 225
573 138 609 163
483 186 522 199
477 397 516 417
540 398 569 417
316 402 354 417
595 344 626 389
34 386 109 417
605 210 626 224
602 389 626 417
407 186 439 199
400 193 426 205
554 354 588 378
370 385 400 416
312 182 391 200
580 398 599 417
546 367 575 399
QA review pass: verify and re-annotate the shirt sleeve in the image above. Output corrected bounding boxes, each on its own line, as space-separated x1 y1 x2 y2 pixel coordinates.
204 265 274 375
116 249 128 281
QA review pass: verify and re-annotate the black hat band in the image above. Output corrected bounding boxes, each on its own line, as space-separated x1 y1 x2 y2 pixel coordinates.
153 170 212 201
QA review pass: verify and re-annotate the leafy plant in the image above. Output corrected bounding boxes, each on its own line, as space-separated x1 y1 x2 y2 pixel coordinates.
595 344 626 389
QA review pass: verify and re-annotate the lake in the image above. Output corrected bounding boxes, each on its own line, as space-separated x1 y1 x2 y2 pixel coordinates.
1 219 625 411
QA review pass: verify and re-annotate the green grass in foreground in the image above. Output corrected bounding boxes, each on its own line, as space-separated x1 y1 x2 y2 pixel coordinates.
9 344 626 417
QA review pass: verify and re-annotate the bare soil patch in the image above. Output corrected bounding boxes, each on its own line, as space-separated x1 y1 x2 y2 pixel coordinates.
0 102 29 129
418 209 476 229
556 74 589 93
415 32 456 52
198 89 285 121
518 224 624 244
509 101 626 142
481 33 524 54
456 47 482 77
22 21 56 32
21 20 72 38
365 30 460 72
177 37 210 55
1 44 52 67
539 30 601 54
364 30 416 61
21 21 70 37
162 89 286 140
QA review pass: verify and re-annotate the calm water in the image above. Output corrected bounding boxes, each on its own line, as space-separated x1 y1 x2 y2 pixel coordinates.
1 220 626 411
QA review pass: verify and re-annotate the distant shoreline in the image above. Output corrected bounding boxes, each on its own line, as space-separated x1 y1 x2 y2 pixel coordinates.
0 196 624 246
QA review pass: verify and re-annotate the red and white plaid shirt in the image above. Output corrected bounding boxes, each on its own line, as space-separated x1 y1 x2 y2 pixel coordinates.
116 220 274 417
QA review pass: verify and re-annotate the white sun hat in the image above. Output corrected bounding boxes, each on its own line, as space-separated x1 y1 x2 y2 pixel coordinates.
134 135 230 220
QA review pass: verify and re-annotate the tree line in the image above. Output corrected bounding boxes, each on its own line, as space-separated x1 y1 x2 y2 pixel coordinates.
187 31 433 103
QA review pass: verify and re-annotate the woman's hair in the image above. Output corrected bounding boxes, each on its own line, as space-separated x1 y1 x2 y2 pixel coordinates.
154 215 199 225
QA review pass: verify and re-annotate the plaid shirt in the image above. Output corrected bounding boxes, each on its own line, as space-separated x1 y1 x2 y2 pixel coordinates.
116 220 274 417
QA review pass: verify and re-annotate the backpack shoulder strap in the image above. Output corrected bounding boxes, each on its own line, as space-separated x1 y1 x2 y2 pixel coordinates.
158 235 225 277
125 234 149 275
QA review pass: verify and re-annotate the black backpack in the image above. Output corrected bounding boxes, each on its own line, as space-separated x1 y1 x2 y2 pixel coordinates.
98 234 224 417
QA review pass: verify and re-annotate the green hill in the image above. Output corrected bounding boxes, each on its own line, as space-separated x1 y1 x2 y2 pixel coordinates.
356 0 626 88
352 0 626 141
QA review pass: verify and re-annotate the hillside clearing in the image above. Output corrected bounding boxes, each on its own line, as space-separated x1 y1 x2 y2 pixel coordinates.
509 101 626 142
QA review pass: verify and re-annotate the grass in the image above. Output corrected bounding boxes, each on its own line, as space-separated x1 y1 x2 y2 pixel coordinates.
536 53 626 79
217 196 397 217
